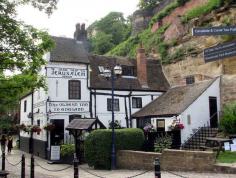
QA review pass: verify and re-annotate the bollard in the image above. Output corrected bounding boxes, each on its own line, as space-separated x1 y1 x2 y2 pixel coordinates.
2 152 5 171
21 154 25 178
74 154 79 178
154 158 161 178
30 155 34 178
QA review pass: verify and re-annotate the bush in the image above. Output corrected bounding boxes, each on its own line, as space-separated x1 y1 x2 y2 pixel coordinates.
220 102 236 134
60 144 75 157
84 128 144 169
154 134 172 153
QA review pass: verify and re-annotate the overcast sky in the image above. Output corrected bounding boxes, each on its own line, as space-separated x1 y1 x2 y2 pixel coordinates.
17 0 139 38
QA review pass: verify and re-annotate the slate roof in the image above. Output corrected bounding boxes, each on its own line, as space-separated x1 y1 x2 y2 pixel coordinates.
89 55 170 91
132 79 218 118
66 118 105 130
50 36 89 64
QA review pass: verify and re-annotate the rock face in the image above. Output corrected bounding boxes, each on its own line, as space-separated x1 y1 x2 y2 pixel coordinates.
131 10 153 36
130 0 236 107
221 75 236 107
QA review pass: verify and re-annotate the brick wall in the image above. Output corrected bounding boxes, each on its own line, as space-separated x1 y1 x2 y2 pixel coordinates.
117 149 216 171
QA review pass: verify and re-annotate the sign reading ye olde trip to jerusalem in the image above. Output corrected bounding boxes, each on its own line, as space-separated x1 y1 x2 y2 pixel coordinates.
46 67 87 79
47 101 90 113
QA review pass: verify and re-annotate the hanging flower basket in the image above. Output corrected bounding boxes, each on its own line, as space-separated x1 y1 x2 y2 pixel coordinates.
31 125 42 133
43 123 55 131
143 123 155 133
169 120 184 130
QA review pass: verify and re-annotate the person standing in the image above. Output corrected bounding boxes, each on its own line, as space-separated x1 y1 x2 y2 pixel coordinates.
0 135 7 153
7 135 13 154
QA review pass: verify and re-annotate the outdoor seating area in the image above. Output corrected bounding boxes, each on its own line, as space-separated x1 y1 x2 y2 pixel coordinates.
200 137 234 156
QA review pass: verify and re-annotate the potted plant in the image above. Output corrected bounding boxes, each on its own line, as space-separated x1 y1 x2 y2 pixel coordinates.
60 144 75 164
43 123 55 131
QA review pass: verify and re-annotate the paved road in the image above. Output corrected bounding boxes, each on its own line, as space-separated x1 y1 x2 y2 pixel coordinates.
2 150 236 178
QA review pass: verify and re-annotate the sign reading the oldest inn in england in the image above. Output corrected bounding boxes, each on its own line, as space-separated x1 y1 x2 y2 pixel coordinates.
46 67 87 79
47 101 89 113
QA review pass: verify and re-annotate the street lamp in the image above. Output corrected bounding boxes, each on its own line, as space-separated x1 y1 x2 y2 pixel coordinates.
102 64 122 170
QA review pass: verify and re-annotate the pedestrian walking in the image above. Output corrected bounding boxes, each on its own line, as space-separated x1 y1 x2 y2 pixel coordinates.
0 135 7 153
7 135 13 154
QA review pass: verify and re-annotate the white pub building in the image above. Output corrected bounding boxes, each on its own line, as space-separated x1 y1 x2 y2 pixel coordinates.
19 24 169 158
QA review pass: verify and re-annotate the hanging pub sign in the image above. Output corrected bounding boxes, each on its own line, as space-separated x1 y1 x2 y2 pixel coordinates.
204 41 236 62
192 26 236 36
46 67 87 79
47 101 89 113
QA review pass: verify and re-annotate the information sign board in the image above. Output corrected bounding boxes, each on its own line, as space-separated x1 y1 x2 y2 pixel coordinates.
204 41 236 62
193 26 236 36
50 145 60 161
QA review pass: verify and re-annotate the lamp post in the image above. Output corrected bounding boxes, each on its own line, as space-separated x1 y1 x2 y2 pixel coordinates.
103 65 122 170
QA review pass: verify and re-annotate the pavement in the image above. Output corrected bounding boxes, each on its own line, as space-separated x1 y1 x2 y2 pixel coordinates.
1 149 236 178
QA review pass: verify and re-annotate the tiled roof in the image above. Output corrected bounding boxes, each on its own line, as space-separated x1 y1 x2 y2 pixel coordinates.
66 119 96 130
132 79 217 117
50 36 89 64
89 55 170 91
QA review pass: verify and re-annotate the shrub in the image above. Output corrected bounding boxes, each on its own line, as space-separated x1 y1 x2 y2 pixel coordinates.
84 128 144 169
154 134 172 153
220 102 236 134
61 144 75 157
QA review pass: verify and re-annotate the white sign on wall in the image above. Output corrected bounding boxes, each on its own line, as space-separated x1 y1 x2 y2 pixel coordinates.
47 101 89 113
50 146 60 161
46 67 87 79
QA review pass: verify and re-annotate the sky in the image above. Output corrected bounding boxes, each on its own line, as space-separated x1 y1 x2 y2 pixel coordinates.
17 0 139 38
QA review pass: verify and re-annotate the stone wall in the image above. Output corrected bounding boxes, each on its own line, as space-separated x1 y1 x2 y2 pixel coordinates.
117 149 216 172
117 150 161 170
161 149 216 172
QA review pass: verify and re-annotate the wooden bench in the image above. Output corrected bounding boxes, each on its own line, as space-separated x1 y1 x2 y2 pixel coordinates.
0 171 9 178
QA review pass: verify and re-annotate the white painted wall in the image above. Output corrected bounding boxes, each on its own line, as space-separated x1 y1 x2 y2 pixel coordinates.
180 78 221 143
20 94 32 138
93 90 162 128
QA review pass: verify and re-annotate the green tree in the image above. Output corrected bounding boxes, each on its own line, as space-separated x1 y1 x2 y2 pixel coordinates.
88 12 131 55
0 0 56 115
90 32 114 55
138 0 163 10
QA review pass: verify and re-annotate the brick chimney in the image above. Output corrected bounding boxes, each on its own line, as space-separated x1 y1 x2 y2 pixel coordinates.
73 23 90 51
136 45 148 88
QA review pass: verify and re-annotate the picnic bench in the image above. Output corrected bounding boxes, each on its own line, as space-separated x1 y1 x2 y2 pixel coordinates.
200 137 233 156
0 171 9 178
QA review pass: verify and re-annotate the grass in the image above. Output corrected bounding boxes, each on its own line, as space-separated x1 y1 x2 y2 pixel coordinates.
217 151 236 163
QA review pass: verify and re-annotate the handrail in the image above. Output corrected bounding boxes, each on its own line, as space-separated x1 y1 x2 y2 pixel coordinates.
181 111 219 149
181 127 202 149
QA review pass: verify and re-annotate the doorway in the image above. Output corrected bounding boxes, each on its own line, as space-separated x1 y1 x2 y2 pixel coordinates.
209 97 218 128
50 119 64 145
